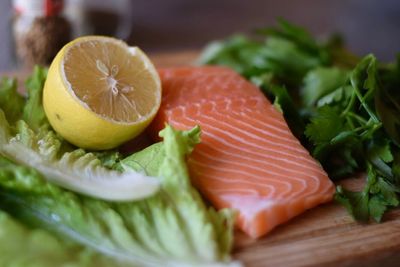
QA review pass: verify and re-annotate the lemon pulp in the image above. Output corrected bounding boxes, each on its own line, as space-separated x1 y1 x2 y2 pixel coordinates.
43 36 161 150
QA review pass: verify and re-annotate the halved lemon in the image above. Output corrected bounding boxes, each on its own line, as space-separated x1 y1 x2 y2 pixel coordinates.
43 36 161 150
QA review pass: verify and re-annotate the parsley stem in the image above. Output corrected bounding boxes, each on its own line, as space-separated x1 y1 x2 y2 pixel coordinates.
353 125 367 132
341 92 356 117
360 121 382 140
346 116 355 129
350 77 380 123
347 112 368 125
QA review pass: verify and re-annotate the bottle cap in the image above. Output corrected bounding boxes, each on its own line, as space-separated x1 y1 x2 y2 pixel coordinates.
13 0 64 17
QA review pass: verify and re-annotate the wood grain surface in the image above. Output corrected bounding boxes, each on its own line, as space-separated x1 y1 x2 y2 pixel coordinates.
5 51 400 267
233 179 400 267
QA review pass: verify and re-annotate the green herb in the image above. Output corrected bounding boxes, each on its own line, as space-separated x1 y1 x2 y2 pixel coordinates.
200 19 400 222
301 67 349 107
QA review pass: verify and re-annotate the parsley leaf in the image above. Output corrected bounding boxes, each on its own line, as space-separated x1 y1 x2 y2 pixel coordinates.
301 67 349 107
336 164 399 222
305 105 345 145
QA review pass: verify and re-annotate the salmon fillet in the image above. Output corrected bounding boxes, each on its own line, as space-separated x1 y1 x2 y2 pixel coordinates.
151 66 335 238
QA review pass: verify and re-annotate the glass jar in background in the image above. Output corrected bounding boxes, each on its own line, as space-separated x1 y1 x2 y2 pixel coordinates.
73 0 133 40
11 0 133 69
12 0 72 68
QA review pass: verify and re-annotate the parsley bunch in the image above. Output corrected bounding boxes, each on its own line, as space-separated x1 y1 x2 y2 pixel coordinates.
199 19 400 222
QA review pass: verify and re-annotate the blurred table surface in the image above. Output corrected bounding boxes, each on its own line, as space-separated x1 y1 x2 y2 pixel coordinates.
1 0 400 71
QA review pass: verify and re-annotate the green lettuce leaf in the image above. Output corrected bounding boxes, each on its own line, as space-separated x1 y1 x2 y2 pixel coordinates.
0 66 160 201
121 126 235 262
0 210 123 267
0 66 237 266
0 111 160 201
0 125 237 267
23 66 49 131
0 77 25 124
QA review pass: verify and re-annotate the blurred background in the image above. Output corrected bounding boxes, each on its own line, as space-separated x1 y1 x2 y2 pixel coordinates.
1 0 399 71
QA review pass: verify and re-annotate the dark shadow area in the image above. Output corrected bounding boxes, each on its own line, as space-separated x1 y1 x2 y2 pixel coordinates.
1 0 400 70
127 0 400 62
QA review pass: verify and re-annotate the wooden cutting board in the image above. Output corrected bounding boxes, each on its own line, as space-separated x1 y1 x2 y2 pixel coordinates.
151 51 400 267
6 51 400 267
